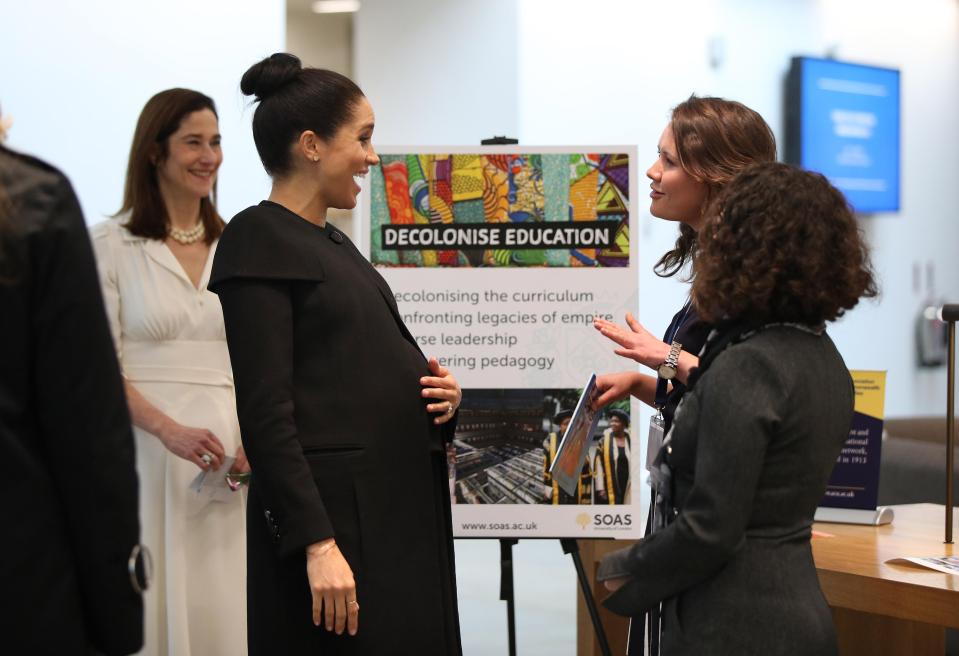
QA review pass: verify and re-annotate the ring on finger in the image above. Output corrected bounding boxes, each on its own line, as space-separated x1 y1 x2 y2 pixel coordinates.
446 402 455 415
200 453 213 466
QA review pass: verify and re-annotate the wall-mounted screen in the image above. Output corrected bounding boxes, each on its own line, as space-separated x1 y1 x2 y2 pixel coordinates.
785 56 900 213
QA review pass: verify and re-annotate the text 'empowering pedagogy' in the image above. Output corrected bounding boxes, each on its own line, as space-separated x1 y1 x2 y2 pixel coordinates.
381 221 616 250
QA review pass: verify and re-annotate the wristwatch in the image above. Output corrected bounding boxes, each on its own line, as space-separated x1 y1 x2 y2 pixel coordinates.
657 341 683 380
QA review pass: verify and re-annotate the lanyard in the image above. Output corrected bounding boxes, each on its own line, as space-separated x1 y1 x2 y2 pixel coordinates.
654 300 691 408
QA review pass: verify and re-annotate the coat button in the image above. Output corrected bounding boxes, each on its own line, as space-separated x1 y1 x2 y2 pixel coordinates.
330 231 344 244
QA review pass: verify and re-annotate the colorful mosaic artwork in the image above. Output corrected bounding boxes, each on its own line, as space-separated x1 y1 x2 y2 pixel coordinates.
370 153 630 267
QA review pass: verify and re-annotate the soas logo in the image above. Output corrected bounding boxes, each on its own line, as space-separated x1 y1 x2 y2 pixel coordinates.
575 513 591 529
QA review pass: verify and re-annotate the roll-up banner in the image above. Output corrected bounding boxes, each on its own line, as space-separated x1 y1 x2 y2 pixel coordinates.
820 370 887 511
362 147 641 538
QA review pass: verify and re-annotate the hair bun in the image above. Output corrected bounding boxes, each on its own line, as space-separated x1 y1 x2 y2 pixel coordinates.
240 53 302 102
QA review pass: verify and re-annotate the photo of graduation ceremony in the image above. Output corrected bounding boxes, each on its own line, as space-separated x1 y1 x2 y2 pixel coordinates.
451 389 631 506
2 1 958 655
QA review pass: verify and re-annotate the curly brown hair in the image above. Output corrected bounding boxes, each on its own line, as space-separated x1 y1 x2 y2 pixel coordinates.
655 95 777 278
692 163 878 325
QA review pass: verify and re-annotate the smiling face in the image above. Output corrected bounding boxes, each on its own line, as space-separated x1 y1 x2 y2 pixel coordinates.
156 108 221 203
646 124 708 231
315 96 379 210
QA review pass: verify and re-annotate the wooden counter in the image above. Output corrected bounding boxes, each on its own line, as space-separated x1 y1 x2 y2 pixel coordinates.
576 504 959 655
812 503 959 655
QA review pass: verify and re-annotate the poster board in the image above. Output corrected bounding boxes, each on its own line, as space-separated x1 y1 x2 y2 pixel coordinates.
361 147 641 538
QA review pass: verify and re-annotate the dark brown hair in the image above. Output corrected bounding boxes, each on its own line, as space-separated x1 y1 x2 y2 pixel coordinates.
240 53 365 177
655 95 777 278
117 88 223 243
692 162 878 325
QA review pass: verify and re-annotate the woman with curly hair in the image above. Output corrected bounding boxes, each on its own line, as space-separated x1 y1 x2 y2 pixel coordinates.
590 96 776 654
596 162 878 656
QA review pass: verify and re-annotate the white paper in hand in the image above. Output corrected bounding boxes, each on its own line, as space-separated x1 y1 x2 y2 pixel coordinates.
189 455 237 503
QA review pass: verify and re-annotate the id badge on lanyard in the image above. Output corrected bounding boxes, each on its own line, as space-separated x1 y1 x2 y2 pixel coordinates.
646 410 665 472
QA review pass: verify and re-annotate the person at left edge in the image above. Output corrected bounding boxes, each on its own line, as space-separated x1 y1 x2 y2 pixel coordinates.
90 88 248 656
210 53 463 654
0 141 144 653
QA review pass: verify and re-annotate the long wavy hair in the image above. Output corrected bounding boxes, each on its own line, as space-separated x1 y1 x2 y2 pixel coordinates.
655 95 777 278
116 88 224 243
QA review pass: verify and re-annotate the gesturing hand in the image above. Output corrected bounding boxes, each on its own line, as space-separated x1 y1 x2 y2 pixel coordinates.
421 357 462 425
594 313 670 370
158 422 226 470
307 539 359 636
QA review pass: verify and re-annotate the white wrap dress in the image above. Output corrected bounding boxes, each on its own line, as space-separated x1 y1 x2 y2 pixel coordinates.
91 217 246 656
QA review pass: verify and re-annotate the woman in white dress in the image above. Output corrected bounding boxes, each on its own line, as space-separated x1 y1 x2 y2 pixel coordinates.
91 88 248 655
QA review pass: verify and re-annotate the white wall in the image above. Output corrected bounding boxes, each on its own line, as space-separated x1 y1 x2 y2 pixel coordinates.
354 0 519 145
0 0 286 224
287 10 353 75
517 0 959 418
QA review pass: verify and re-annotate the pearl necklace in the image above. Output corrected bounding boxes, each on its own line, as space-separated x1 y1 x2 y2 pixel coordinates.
168 221 205 245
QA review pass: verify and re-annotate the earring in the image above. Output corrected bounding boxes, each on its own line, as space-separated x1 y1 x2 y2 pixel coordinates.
313 155 320 162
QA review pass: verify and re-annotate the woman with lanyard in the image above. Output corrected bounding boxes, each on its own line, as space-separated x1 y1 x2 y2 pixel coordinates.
596 162 877 655
590 95 776 654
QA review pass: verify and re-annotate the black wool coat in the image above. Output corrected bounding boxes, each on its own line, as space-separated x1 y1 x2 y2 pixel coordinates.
0 146 143 654
209 201 461 655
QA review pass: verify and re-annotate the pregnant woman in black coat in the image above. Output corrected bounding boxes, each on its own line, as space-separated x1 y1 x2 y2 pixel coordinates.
209 54 462 655
598 163 878 655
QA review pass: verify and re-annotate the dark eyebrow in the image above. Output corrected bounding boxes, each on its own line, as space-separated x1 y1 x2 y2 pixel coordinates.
358 122 374 133
181 133 221 140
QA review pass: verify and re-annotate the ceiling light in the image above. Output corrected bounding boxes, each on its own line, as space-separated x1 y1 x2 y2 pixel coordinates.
311 0 360 13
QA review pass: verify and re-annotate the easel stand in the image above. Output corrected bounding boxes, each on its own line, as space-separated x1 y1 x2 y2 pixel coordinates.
479 134 611 654
498 538 612 656
499 539 518 656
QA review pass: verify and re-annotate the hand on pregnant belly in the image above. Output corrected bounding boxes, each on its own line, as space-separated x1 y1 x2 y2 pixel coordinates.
420 357 462 425
158 421 226 470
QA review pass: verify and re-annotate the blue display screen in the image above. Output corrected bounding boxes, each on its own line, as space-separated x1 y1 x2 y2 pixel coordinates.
799 57 900 213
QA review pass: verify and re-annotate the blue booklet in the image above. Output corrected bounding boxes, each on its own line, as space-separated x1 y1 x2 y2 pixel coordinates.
549 373 602 496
